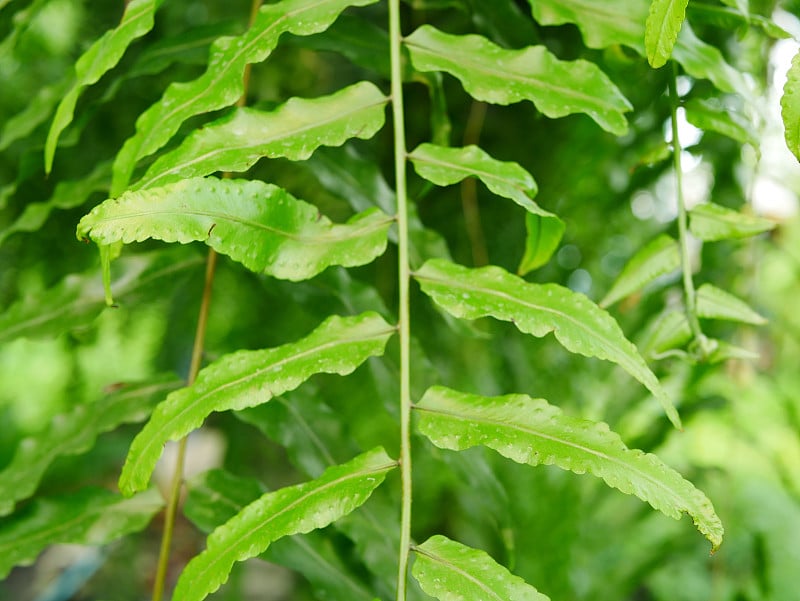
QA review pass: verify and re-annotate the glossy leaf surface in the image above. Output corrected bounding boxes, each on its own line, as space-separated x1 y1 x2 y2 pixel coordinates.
408 143 544 215
412 535 549 601
110 0 378 194
0 376 181 516
518 212 566 275
77 177 393 284
688 203 775 241
173 447 396 601
185 469 377 601
415 386 723 549
0 488 163 578
782 48 800 162
414 259 680 427
696 283 767 325
404 25 632 135
135 82 387 190
601 234 680 307
119 312 395 494
45 0 160 172
645 0 689 68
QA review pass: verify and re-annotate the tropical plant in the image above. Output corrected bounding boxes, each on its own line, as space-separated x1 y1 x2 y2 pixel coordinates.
1 0 799 600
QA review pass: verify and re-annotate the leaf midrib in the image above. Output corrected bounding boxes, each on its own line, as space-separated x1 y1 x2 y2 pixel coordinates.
90 206 393 245
190 458 395 596
128 324 395 486
139 93 388 189
406 34 621 113
414 402 688 509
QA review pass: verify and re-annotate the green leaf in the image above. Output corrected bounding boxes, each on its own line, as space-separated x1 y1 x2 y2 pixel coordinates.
600 234 680 307
517 212 566 275
185 469 377 601
527 1 750 95
645 0 689 68
414 259 681 428
0 376 181 517
0 487 163 578
77 177 392 283
404 25 632 136
688 202 776 241
408 143 557 223
306 146 452 266
412 535 549 601
110 0 378 195
781 48 800 162
684 98 758 147
172 447 396 601
0 249 203 344
672 24 750 96
640 310 692 359
415 386 723 550
0 79 70 151
134 82 388 190
44 0 161 173
119 312 395 494
528 0 647 51
695 283 766 325
0 161 110 247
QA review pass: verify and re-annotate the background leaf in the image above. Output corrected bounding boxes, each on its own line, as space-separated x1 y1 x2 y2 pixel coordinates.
0 376 181 516
0 487 163 578
645 0 690 68
110 0 378 194
135 82 387 190
172 447 396 601
688 202 776 241
684 98 758 147
414 259 680 427
415 386 723 549
119 312 395 494
404 25 632 135
517 213 566 275
412 534 549 601
601 234 680 307
77 177 393 282
45 0 161 172
695 283 767 325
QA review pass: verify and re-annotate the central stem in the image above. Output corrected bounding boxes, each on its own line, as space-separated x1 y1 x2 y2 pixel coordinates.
389 1 412 599
669 63 704 344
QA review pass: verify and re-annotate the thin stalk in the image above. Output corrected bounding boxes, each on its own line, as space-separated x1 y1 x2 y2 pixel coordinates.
150 3 262 599
389 1 412 600
151 249 218 601
668 63 703 343
461 101 489 266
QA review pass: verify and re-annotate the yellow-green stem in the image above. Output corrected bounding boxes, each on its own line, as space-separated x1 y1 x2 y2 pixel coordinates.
389 1 412 600
669 63 703 342
151 249 218 601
